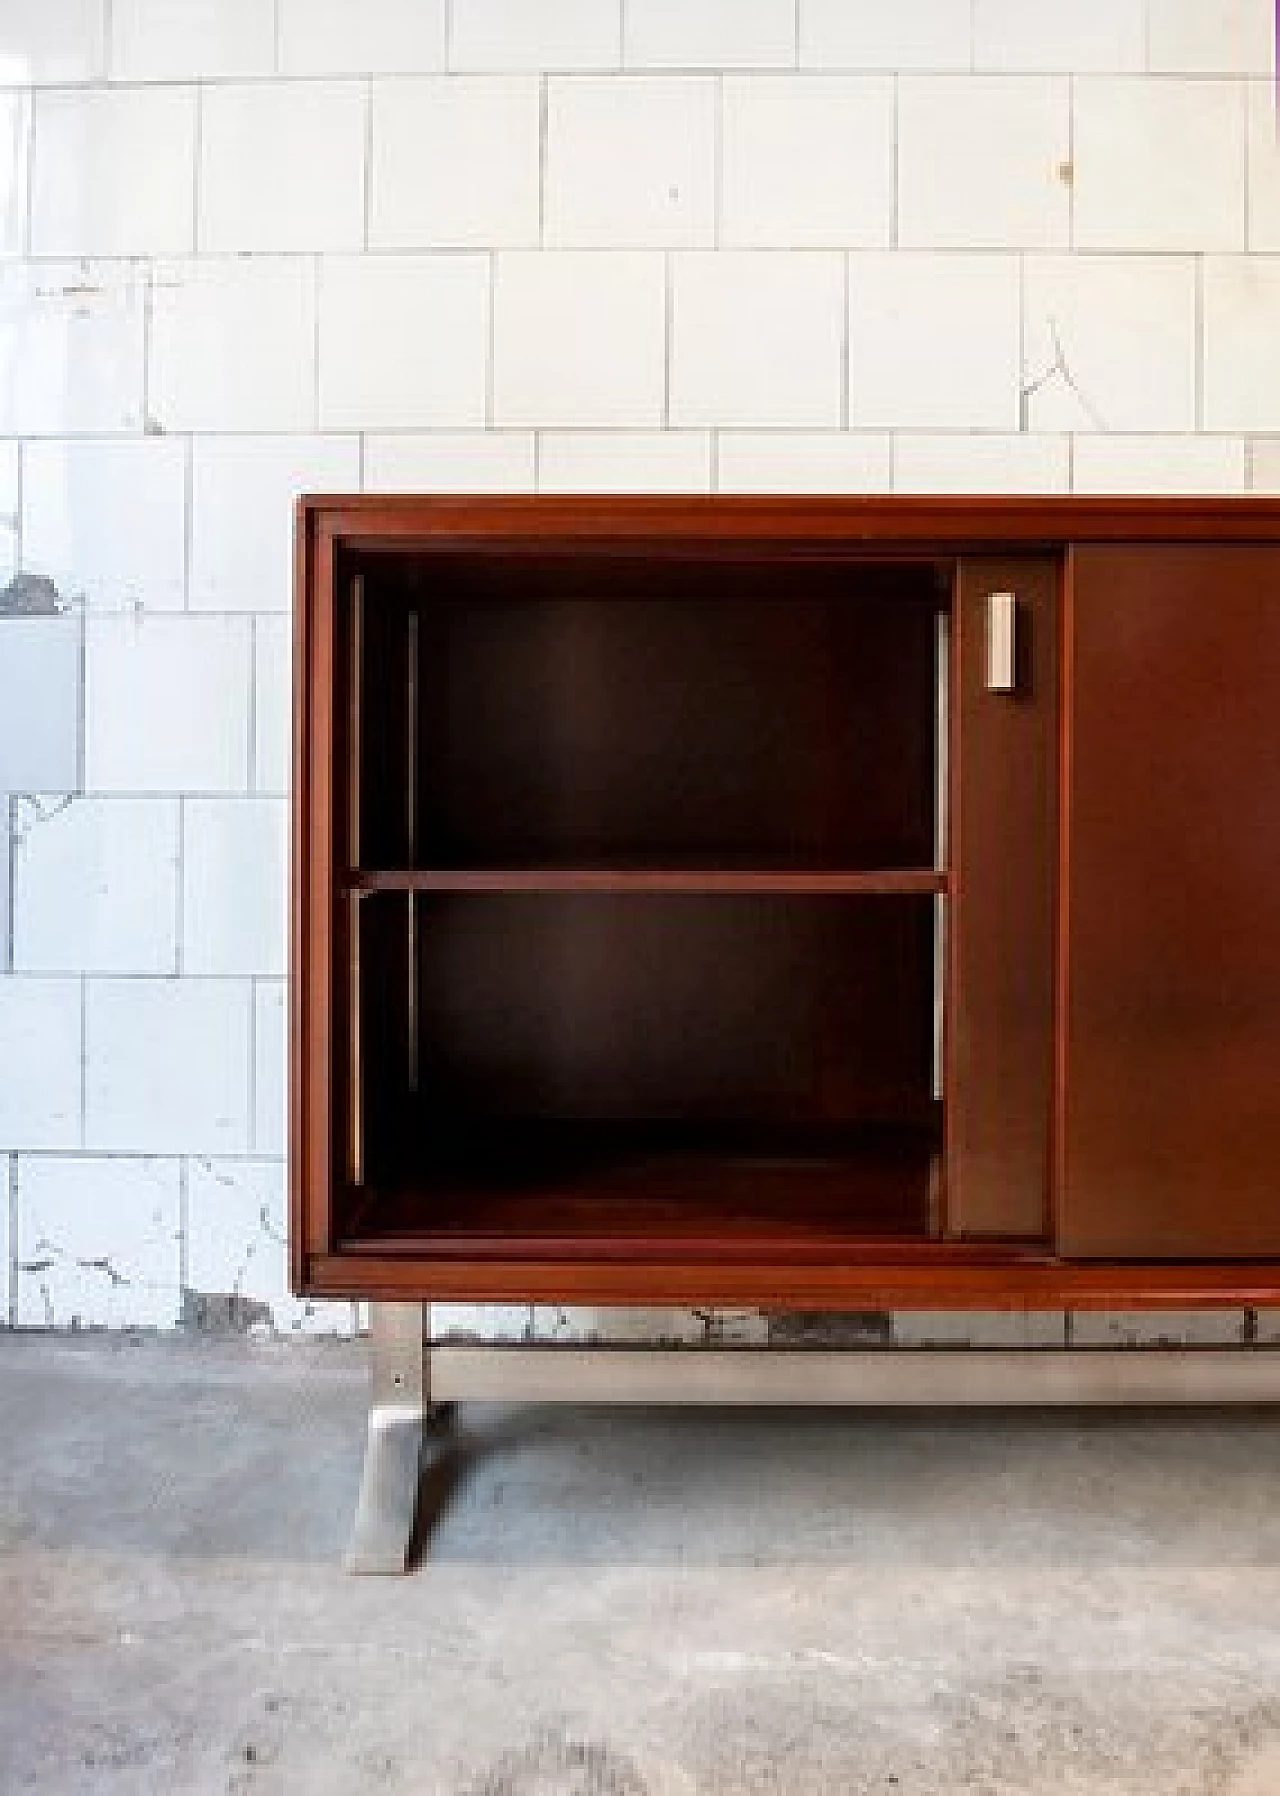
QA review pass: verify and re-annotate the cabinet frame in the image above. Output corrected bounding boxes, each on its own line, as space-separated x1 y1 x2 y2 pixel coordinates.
293 494 1280 1309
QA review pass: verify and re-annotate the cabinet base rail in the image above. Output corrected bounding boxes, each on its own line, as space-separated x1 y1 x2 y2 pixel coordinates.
347 1302 1280 1575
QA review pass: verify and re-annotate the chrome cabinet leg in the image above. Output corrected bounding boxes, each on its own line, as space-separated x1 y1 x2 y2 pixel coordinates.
346 1302 440 1575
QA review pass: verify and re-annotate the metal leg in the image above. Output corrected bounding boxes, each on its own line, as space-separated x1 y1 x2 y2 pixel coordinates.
346 1301 443 1575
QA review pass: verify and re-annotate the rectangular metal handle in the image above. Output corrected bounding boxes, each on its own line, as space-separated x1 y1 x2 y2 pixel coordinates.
986 589 1017 694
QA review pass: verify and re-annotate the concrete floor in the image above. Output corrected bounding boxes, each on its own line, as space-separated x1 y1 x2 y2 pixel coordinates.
4 1337 1280 1795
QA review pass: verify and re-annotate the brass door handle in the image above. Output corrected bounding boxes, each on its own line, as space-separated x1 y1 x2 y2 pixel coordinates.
986 589 1017 694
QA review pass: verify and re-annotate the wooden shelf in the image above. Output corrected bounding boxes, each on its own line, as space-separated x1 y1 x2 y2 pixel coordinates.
348 867 947 896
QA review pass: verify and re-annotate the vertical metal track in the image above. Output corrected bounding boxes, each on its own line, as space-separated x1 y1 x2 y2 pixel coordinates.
932 608 949 1104
349 577 365 1186
406 608 420 1092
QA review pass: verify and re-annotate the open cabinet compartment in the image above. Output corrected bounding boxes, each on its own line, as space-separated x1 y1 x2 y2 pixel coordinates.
337 549 953 1259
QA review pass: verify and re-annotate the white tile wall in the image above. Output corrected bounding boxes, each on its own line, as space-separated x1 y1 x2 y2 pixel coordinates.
1247 82 1280 251
31 87 196 258
893 433 1070 493
625 0 795 70
23 437 187 611
0 978 82 1150
0 0 106 85
0 262 144 436
319 255 490 427
1146 0 1275 75
1022 255 1196 432
12 796 180 974
451 0 620 72
277 0 447 76
897 77 1070 250
1203 258 1280 432
109 0 275 82
363 432 536 491
538 431 711 491
493 251 665 425
972 0 1144 72
149 258 317 433
253 982 286 1156
546 77 715 247
190 435 360 612
86 615 251 794
1072 435 1247 494
5 4 1280 1336
181 797 286 976
670 252 844 426
1072 79 1246 253
199 82 367 254
371 77 540 249
849 252 1021 429
0 92 30 259
251 616 291 795
716 431 890 492
800 0 971 71
720 76 893 249
85 978 251 1153
15 1156 182 1328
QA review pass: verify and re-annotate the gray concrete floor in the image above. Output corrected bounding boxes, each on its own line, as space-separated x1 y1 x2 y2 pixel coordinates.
4 1335 1280 1794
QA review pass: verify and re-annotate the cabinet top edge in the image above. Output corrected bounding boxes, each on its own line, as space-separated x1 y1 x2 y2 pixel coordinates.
296 492 1280 550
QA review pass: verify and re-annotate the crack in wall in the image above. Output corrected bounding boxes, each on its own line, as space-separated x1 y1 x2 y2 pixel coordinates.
1020 315 1107 432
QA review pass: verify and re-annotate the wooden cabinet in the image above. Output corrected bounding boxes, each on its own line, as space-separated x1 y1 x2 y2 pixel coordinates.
292 497 1280 1310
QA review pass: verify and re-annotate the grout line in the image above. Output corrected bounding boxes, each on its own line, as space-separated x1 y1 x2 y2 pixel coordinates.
272 0 283 76
662 250 673 429
1016 251 1026 430
618 0 627 68
1066 74 1075 254
4 796 14 974
311 252 322 431
709 427 719 492
178 1155 189 1298
485 251 496 428
247 615 258 793
1241 78 1250 251
78 974 87 1149
102 0 114 82
1194 254 1204 432
532 429 542 492
444 0 454 72
247 978 258 1154
182 433 193 609
191 83 203 255
22 82 35 258
840 253 850 429
7 1153 17 1325
75 609 86 794
890 75 899 249
712 75 723 249
793 0 800 69
361 76 373 252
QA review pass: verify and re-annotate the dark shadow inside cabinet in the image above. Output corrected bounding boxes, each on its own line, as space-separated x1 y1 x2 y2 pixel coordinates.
339 551 952 1258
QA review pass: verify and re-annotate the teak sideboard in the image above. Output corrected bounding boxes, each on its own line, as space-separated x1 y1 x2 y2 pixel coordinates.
292 495 1280 1316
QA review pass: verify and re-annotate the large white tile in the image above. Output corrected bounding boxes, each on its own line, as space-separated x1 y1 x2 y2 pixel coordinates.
319 255 489 428
0 442 17 585
199 82 366 254
0 0 105 84
0 616 81 794
1252 439 1280 491
363 432 535 491
493 251 665 426
252 616 291 796
24 437 187 612
1023 254 1196 432
0 262 144 436
538 431 712 490
720 76 893 249
973 0 1144 71
0 92 29 258
800 0 970 70
670 252 844 427
1203 258 1280 432
893 433 1070 493
545 77 715 247
278 0 447 74
0 979 81 1150
625 0 795 68
370 77 540 249
717 431 891 492
187 1159 351 1335
149 258 316 433
1073 78 1246 253
110 0 275 80
253 982 286 1156
85 979 252 1154
1247 82 1280 252
32 87 195 258
898 77 1070 250
451 0 619 69
848 252 1021 430
1147 0 1274 73
190 436 360 612
86 615 251 794
1072 434 1247 493
13 796 179 975
182 797 287 976
16 1156 182 1328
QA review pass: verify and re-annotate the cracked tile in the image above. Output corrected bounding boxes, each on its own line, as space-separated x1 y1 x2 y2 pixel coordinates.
15 1155 181 1328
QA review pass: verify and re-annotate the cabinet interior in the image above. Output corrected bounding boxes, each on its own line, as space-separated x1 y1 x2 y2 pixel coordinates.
339 550 953 1257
